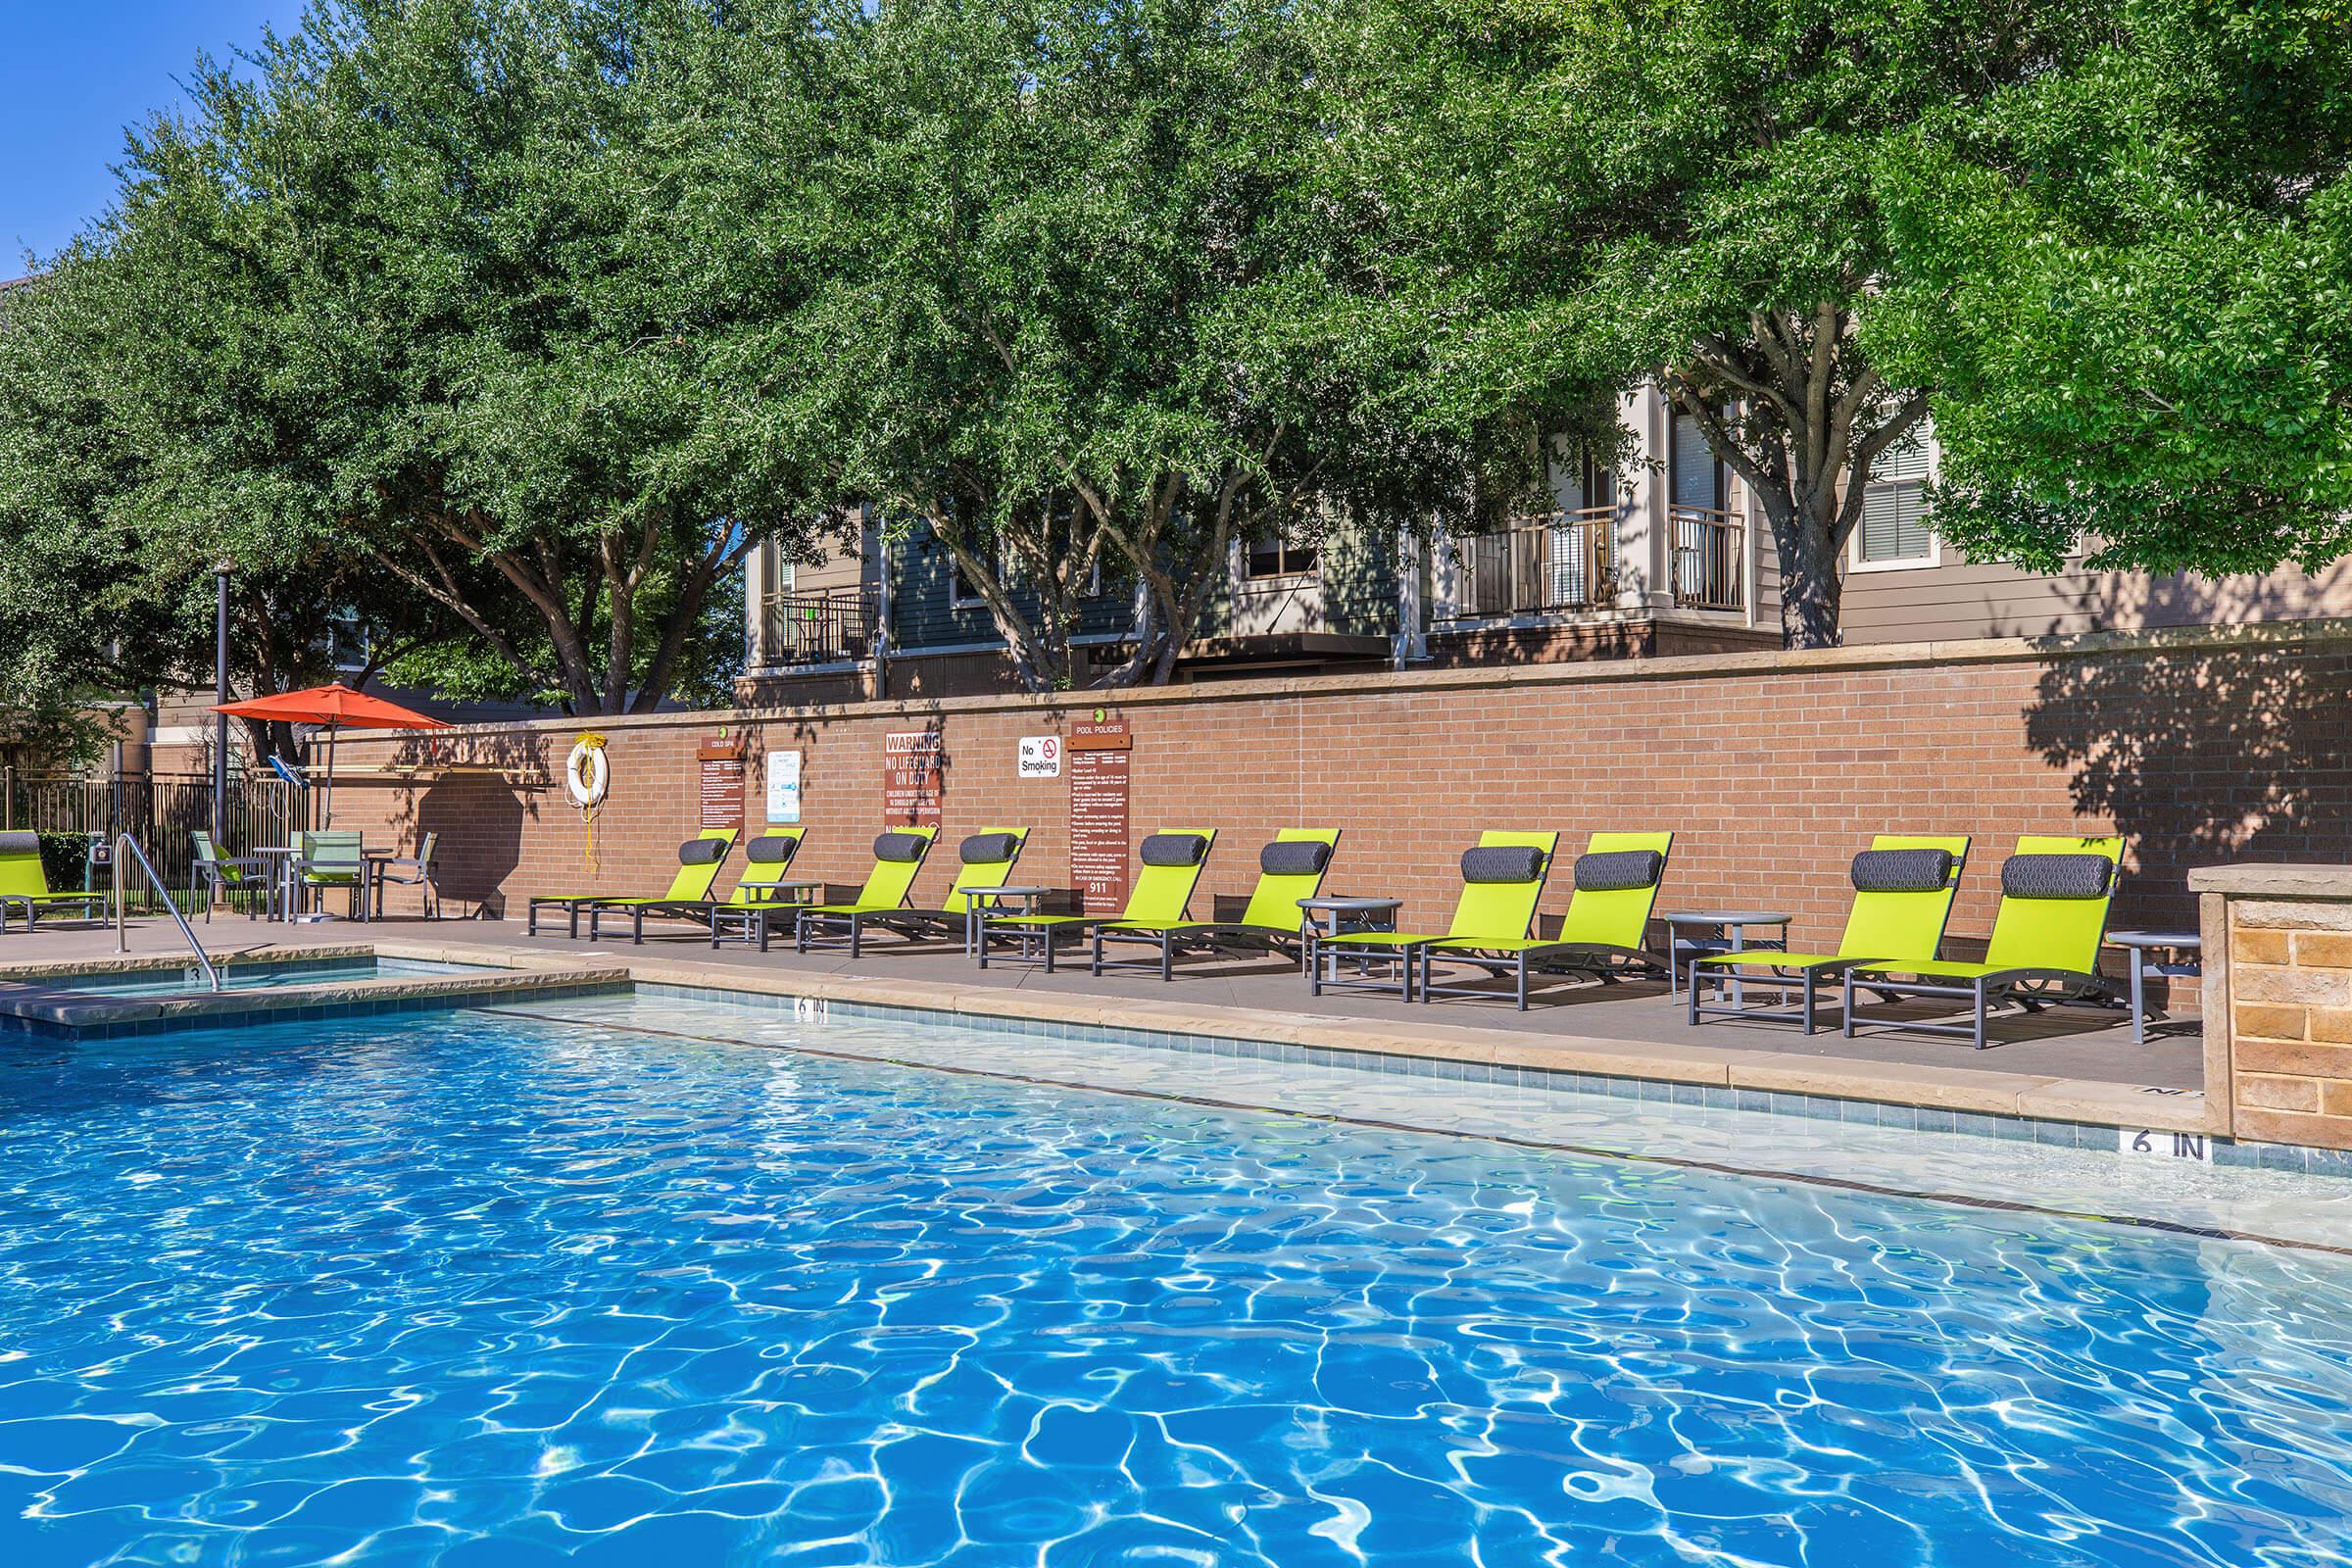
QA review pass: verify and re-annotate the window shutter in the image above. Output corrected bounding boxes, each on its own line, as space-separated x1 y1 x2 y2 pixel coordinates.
1860 437 1935 562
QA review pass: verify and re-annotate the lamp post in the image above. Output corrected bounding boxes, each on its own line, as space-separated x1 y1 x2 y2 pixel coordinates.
213 560 232 847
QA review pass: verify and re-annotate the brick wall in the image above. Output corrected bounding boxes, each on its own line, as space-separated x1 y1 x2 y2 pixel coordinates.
2192 866 2352 1151
331 623 2352 973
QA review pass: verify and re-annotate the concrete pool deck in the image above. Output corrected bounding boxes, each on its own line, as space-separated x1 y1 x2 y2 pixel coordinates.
0 913 2212 1137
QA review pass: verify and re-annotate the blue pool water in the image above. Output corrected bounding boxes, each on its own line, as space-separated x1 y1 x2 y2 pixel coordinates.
23 956 491 999
2 1009 2350 1565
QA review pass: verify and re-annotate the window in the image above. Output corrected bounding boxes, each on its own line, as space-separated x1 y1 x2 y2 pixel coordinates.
324 612 370 673
1669 410 1725 513
949 553 989 610
1856 432 1936 566
1244 531 1318 579
951 544 1102 607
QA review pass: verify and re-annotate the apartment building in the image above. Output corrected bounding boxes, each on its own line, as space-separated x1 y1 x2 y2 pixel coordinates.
735 384 2351 704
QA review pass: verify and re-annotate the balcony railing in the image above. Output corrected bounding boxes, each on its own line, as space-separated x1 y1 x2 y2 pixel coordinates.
1669 507 1744 612
1444 508 1619 620
760 589 880 667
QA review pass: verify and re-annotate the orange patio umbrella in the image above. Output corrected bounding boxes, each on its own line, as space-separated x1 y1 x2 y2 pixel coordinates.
216 683 451 827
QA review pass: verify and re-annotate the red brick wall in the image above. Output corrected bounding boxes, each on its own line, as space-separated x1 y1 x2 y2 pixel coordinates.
329 623 2352 951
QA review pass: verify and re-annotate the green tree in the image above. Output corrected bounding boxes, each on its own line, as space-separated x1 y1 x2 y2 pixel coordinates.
0 0 846 718
1327 0 2115 646
1870 0 2352 575
809 0 1500 688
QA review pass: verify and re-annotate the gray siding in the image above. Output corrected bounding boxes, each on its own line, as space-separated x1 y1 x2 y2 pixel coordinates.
1841 554 2352 644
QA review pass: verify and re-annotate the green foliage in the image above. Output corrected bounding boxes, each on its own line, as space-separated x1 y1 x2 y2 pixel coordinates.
1325 0 2119 645
1871 0 2352 575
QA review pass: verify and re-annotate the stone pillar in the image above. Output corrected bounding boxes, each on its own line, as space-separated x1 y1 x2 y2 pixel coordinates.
2189 864 2352 1150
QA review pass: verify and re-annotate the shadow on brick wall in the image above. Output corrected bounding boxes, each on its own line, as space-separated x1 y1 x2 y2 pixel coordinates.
383 730 549 918
2027 640 2352 928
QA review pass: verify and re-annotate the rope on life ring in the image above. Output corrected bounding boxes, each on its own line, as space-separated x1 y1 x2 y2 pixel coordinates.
564 735 610 873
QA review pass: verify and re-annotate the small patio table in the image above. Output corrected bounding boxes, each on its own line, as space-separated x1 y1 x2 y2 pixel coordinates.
1298 895 1406 987
2106 930 2203 1047
707 881 825 953
251 846 300 925
968 887 1056 964
1661 909 1792 1001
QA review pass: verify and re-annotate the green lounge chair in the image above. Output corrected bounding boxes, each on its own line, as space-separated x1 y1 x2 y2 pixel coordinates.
294 830 368 920
526 828 737 938
1841 834 2127 1050
975 829 1217 972
1307 831 1560 1004
0 831 107 931
792 827 942 956
192 829 271 921
830 827 1033 956
1418 831 1676 1007
1688 834 1971 1034
594 826 808 944
1090 828 1340 980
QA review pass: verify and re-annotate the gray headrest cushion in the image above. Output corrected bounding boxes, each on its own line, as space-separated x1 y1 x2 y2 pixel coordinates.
959 832 1021 865
677 837 727 865
1574 849 1663 892
2001 853 2113 900
1258 839 1332 877
1139 832 1209 867
745 835 800 865
1461 845 1546 884
0 831 40 858
872 831 931 863
1849 848 1954 894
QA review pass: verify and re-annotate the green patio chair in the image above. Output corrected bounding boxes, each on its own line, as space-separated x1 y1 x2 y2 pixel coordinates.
1308 830 1559 1004
1091 827 1340 980
1840 834 2128 1050
829 827 1033 956
0 831 107 931
975 829 1218 973
792 826 943 956
527 828 737 939
1687 834 1971 1034
1418 830 1675 1007
594 827 807 944
368 831 441 919
191 829 271 921
296 830 368 920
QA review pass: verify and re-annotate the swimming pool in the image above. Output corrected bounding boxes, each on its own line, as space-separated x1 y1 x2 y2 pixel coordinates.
12 956 494 999
2 1006 2348 1565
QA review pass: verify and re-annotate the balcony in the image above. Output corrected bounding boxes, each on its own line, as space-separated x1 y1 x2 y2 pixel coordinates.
1669 507 1744 612
1443 509 1619 620
760 589 879 667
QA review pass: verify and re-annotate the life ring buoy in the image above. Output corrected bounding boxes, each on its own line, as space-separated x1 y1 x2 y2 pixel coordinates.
564 736 610 808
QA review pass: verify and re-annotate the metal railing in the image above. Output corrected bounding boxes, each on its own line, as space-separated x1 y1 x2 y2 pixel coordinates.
114 832 220 991
1444 508 1619 619
1 771 305 912
759 589 880 667
1669 506 1745 612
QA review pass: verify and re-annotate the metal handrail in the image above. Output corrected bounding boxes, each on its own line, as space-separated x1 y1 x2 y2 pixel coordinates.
114 832 221 992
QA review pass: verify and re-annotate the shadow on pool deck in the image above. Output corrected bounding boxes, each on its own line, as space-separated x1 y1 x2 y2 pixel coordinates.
10 912 2204 1094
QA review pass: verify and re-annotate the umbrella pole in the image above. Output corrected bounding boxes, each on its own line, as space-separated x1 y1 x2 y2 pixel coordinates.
322 724 337 828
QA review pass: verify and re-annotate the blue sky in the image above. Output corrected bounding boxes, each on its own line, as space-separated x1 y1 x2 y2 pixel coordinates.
3 2 307 270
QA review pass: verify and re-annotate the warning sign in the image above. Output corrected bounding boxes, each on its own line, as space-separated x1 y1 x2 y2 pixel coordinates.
884 730 946 827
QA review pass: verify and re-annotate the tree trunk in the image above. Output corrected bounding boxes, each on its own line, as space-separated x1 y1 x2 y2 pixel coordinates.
1664 303 1930 653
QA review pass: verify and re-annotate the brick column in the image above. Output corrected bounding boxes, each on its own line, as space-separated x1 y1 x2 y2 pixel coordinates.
2189 864 2352 1150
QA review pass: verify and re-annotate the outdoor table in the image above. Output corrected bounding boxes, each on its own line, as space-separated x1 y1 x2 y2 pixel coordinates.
708 881 825 953
2107 930 2204 1047
968 886 1056 964
1298 895 1406 985
1661 909 1792 1000
250 846 299 924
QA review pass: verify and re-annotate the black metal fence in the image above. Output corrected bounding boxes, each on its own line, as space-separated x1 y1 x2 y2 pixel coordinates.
1 770 310 912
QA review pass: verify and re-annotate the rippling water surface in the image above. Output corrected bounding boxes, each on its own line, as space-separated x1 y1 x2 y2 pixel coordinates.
2 1009 2349 1566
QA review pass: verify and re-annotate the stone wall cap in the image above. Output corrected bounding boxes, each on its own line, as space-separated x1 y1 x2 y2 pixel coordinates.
2187 863 2352 897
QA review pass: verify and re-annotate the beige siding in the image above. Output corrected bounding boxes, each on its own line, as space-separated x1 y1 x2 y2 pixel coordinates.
1841 554 2352 644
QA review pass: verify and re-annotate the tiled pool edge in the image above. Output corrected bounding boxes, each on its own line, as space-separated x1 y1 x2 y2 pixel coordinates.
619 976 2343 1179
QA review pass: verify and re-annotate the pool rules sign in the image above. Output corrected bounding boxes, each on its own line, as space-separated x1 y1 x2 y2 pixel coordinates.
1067 717 1131 912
